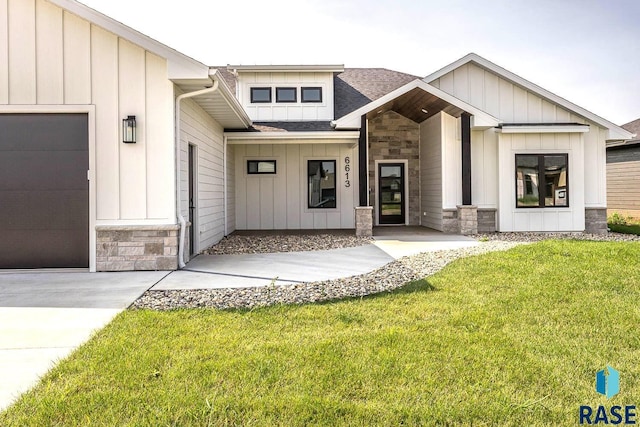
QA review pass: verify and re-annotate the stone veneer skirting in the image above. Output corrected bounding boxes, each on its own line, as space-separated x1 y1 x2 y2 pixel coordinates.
441 207 496 234
96 225 180 272
585 207 608 234
355 207 373 237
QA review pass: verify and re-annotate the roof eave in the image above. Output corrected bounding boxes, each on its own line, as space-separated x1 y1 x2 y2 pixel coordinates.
209 69 252 128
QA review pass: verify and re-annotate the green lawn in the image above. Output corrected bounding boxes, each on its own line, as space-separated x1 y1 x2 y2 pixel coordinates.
3 241 640 426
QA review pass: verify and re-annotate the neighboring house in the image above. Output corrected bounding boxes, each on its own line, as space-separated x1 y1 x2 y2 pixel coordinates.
0 0 634 272
607 118 640 218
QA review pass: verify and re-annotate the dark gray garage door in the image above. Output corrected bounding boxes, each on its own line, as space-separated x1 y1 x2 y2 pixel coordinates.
0 113 89 268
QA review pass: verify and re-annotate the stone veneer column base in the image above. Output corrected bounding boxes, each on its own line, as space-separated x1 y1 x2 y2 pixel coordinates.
477 208 497 233
585 207 608 234
457 205 478 235
355 207 374 237
96 225 180 272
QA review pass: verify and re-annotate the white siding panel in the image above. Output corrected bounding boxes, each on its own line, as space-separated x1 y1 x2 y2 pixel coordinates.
35 0 63 104
420 113 443 230
118 38 146 219
0 0 8 103
273 144 288 229
442 113 461 209
235 142 357 230
8 0 36 104
63 11 91 104
483 72 499 117
498 78 513 122
235 145 247 229
513 85 528 122
286 144 301 228
91 25 119 220
145 52 174 220
468 64 484 108
226 144 236 233
453 65 469 101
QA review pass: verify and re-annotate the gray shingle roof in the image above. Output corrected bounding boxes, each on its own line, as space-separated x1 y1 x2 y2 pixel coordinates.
235 121 335 132
212 66 237 96
334 68 419 119
622 118 640 139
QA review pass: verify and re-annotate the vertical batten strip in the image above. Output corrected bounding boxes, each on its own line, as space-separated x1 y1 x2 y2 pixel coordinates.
0 0 8 103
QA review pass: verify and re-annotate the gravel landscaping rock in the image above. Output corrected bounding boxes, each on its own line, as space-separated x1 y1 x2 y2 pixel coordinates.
471 232 640 242
132 231 639 311
203 233 373 255
132 241 523 311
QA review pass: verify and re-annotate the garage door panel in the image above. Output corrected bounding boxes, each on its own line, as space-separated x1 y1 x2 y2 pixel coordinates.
0 190 88 230
0 230 89 269
0 113 89 269
0 114 88 152
0 151 89 191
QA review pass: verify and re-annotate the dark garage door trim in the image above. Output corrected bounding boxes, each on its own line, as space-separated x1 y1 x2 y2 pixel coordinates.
0 112 90 269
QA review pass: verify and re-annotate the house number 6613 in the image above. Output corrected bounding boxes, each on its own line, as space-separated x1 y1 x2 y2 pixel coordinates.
344 156 351 188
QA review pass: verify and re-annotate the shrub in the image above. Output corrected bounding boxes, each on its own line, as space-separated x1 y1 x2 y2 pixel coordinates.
608 212 629 226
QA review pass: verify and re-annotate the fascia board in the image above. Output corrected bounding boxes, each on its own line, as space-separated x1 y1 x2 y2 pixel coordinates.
225 131 360 141
498 125 590 134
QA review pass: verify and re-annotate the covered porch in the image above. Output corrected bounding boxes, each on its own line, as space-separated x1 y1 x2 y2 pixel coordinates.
332 79 500 236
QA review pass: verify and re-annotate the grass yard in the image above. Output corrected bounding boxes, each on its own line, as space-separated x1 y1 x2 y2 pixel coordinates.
2 240 640 426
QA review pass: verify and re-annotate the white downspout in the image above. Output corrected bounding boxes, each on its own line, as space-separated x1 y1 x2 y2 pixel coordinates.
175 78 219 268
223 134 228 236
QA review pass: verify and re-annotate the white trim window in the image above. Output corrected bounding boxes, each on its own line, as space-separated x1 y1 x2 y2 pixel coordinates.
307 160 336 209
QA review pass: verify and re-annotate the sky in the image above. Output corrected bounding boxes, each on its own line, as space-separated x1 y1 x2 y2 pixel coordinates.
78 0 640 125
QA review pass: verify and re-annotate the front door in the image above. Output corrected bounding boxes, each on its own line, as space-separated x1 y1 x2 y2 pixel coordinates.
378 163 405 225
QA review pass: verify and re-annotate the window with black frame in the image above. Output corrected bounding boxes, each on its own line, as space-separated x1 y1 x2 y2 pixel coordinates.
516 154 568 208
308 160 336 208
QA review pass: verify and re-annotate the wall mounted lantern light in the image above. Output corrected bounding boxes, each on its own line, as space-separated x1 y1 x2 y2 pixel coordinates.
122 115 136 143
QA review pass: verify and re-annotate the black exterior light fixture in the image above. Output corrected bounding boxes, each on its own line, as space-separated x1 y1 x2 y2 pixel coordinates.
122 115 136 143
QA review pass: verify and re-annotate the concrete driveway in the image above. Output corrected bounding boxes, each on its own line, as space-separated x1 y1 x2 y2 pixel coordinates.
0 271 167 412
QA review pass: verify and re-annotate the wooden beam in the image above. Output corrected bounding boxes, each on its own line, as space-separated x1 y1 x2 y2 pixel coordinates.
461 113 472 205
359 115 368 207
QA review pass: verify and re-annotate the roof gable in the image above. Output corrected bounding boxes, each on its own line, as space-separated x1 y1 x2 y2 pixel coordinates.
48 0 209 80
425 53 633 141
332 79 500 130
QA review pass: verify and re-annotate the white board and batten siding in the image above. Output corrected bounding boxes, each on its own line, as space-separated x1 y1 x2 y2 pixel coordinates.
237 72 335 121
419 114 443 230
0 0 175 224
234 143 358 230
431 61 608 230
178 96 230 251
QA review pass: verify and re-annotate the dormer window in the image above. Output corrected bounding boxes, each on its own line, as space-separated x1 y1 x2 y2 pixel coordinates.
301 87 322 103
250 87 271 103
276 87 297 103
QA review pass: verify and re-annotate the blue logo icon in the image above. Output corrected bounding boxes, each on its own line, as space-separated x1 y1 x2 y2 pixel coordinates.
596 366 620 399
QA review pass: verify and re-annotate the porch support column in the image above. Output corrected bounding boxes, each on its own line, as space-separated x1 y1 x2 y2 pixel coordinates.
358 115 368 206
355 115 373 237
461 113 472 205
457 113 477 234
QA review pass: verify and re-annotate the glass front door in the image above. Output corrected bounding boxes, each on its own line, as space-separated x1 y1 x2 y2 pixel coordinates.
378 163 405 225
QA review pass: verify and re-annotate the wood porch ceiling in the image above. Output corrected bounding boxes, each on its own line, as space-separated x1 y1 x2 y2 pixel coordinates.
365 87 466 123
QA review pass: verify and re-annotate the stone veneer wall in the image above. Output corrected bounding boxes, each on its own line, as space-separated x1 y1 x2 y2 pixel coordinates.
96 225 180 271
585 207 608 234
368 111 420 225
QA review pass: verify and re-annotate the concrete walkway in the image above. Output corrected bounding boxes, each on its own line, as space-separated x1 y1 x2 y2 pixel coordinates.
0 271 167 412
153 228 478 290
